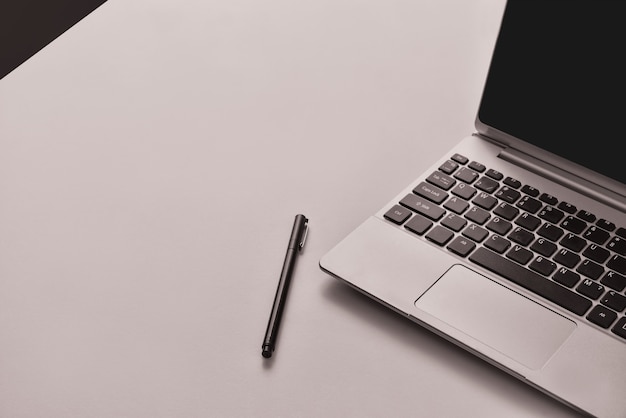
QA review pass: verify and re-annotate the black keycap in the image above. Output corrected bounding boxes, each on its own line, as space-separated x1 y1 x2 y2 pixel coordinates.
557 201 577 214
474 176 499 193
538 206 564 224
607 254 626 275
601 271 626 292
425 225 454 246
596 219 616 232
516 195 542 214
462 224 489 243
561 216 587 234
426 172 456 191
472 192 498 210
506 245 533 264
576 279 604 300
384 205 411 225
553 249 581 269
587 305 617 329
468 161 486 172
438 160 459 175
553 268 580 288
454 167 479 184
530 238 557 257
529 256 557 276
582 244 610 264
536 223 564 242
503 177 522 189
493 202 519 221
583 226 610 245
611 317 626 340
404 214 432 235
515 212 541 231
414 181 449 204
560 233 587 252
576 259 604 281
485 217 512 236
469 247 592 316
451 153 468 164
607 237 626 256
464 206 490 225
495 186 521 203
484 234 511 254
539 193 558 206
451 183 477 200
447 236 476 257
400 194 446 221
616 227 626 239
443 197 469 215
601 291 626 312
508 227 534 246
577 210 596 223
441 213 467 232
485 169 503 181
520 184 540 197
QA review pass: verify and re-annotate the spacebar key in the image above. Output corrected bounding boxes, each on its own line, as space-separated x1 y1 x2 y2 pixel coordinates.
469 247 592 316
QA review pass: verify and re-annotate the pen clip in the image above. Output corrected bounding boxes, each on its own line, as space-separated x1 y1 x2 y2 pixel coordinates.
298 220 309 251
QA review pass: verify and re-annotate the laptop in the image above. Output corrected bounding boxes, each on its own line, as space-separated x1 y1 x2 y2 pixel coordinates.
319 1 626 417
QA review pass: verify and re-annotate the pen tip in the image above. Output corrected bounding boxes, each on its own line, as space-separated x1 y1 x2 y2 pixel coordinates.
262 346 273 359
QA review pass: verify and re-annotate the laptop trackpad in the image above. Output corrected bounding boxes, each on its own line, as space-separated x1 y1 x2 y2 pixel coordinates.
415 265 576 370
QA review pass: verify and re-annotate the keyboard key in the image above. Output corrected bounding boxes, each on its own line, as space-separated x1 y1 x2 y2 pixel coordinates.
426 172 456 191
404 214 432 235
438 160 459 175
515 212 541 231
607 255 626 275
553 268 580 288
383 205 411 225
465 206 491 225
583 226 610 245
576 259 604 280
506 245 533 265
536 223 564 242
557 201 577 214
443 197 469 214
539 193 558 206
611 317 626 340
462 224 489 243
616 227 626 239
484 234 511 254
414 181 449 204
454 167 479 184
451 183 477 200
600 271 626 292
485 169 503 181
468 161 486 172
596 219 616 232
503 177 521 189
425 225 454 246
469 247 592 316
400 194 446 221
601 291 626 312
508 227 534 246
486 217 512 236
474 176 499 193
529 256 557 276
553 249 581 269
441 213 467 232
472 192 498 210
577 210 596 223
520 184 540 197
607 237 626 256
582 244 610 264
530 238 557 257
495 186 521 203
451 153 468 164
493 202 519 221
516 195 542 214
576 279 604 300
447 236 476 257
561 216 587 234
537 206 564 224
560 233 587 252
586 305 617 329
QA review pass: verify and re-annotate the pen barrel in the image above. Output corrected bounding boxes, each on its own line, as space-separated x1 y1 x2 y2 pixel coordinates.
262 247 298 351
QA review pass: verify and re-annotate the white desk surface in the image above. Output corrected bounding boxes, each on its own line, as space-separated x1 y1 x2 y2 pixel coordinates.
0 1 584 417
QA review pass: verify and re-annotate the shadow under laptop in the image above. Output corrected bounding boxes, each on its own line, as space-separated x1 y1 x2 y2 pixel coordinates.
321 279 586 417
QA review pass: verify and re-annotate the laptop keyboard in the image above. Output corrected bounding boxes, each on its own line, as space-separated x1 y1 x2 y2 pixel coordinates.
384 153 626 342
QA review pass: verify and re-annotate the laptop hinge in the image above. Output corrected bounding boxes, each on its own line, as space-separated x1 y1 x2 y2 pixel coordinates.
498 147 626 213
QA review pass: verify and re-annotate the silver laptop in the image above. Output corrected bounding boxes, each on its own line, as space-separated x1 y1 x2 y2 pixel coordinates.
319 1 626 417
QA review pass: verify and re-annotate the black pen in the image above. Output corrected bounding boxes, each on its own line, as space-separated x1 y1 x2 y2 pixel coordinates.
261 214 309 359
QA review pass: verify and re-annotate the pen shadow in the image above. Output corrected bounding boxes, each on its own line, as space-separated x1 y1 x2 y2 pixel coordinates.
320 277 585 417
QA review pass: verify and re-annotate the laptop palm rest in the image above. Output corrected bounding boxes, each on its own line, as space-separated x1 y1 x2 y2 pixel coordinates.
415 265 576 370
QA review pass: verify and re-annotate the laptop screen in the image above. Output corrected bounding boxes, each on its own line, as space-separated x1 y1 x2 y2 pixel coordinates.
477 0 626 187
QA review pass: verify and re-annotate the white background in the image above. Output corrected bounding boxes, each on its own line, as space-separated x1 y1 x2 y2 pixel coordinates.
0 1 584 416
